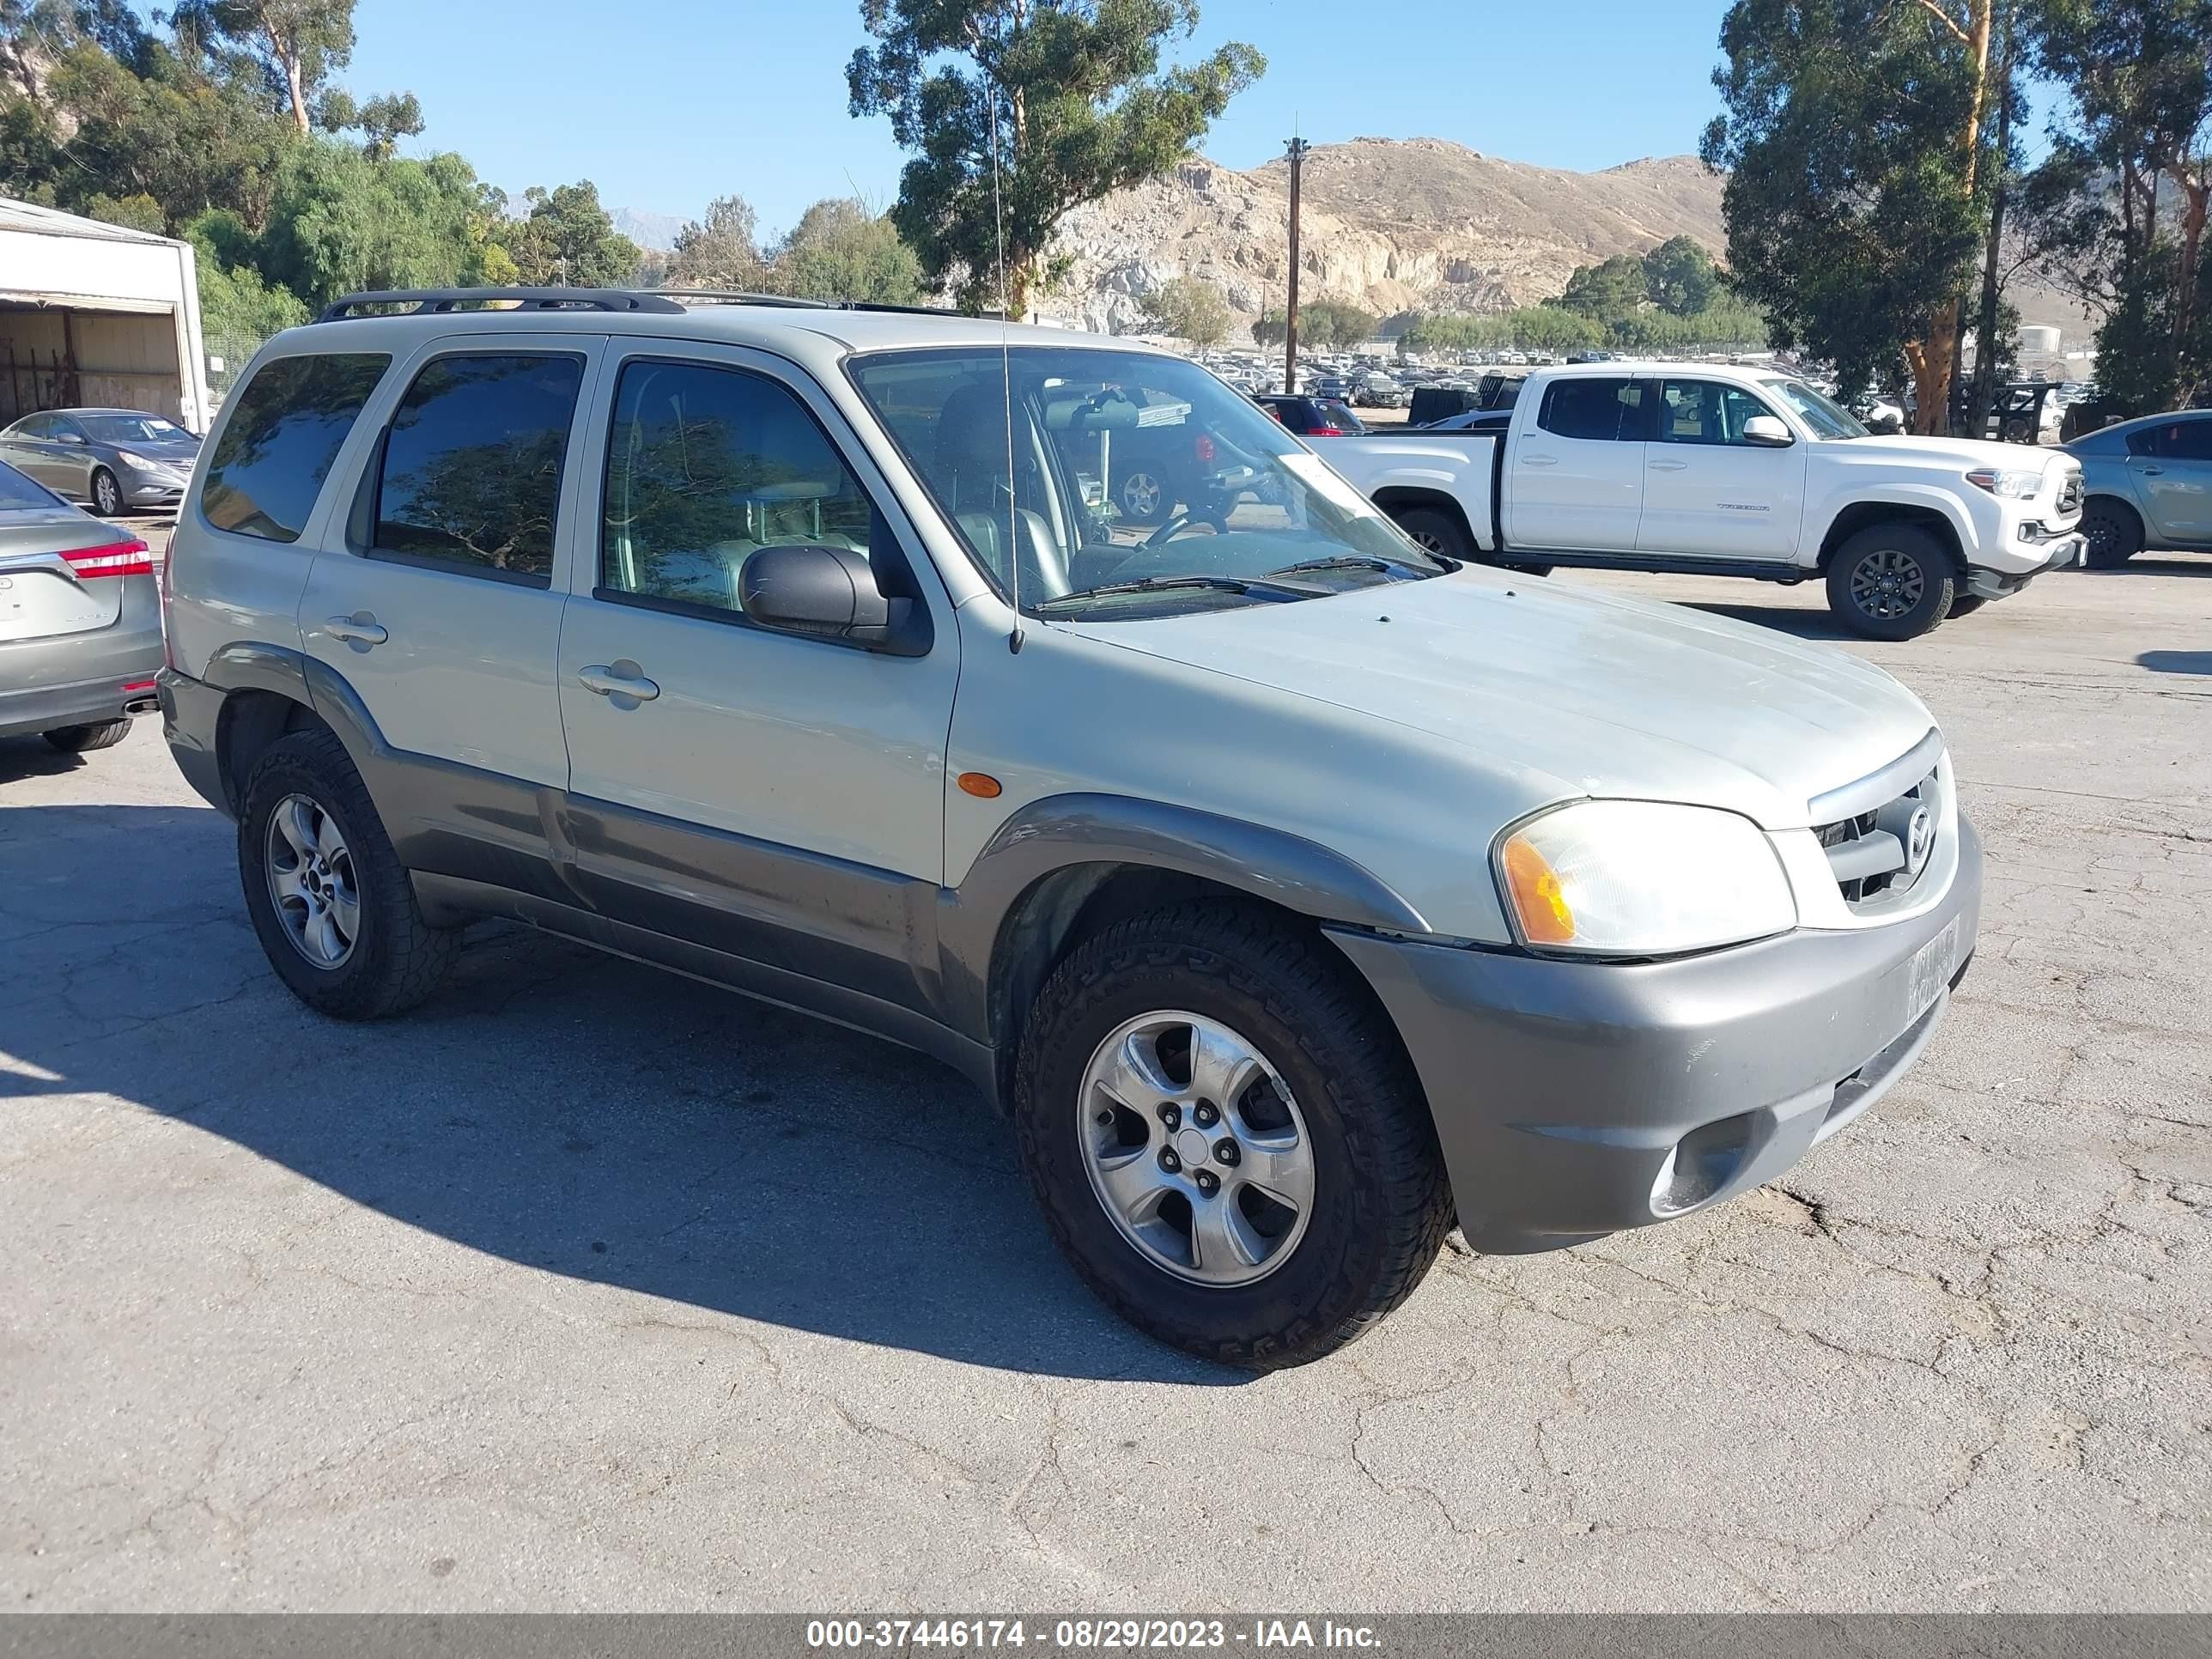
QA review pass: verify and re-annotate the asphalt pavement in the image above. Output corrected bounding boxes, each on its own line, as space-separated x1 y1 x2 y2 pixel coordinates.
2 538 2206 1611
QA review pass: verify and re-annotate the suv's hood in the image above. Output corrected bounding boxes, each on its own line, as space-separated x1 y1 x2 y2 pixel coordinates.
1066 569 1936 830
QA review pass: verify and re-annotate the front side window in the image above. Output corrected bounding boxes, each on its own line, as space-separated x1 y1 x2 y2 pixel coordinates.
848 345 1445 622
1658 380 1781 446
1538 378 1645 442
1760 377 1869 441
201 352 390 544
600 359 876 615
374 354 584 581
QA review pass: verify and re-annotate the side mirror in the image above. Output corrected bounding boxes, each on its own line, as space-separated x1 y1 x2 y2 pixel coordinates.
1741 415 1795 447
739 543 927 656
56 431 87 446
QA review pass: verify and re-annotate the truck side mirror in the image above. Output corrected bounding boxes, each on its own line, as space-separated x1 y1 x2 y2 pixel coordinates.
1741 416 1795 447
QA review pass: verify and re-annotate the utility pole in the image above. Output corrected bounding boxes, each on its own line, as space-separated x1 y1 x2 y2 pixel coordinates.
1283 136 1310 395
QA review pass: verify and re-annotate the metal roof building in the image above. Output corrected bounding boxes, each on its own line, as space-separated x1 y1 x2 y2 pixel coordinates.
0 197 213 433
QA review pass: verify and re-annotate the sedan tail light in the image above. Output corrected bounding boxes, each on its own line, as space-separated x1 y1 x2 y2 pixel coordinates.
61 537 155 579
1307 425 1347 437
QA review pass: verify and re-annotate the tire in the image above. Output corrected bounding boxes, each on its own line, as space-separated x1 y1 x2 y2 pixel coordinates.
237 727 458 1019
42 717 132 753
1391 505 1474 562
2080 498 2144 569
1825 523 1956 641
1116 468 1170 528
89 466 122 518
1013 902 1453 1369
1946 593 1987 618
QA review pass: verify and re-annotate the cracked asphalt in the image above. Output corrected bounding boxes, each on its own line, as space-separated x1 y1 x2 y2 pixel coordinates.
2 544 2207 1612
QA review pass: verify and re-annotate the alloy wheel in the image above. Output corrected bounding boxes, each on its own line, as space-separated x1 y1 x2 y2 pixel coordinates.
1848 547 1925 621
264 793 361 968
1120 472 1164 520
93 471 121 516
1077 1011 1316 1287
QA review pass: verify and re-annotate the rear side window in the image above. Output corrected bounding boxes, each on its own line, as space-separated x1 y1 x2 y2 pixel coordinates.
200 353 389 543
2130 417 2212 461
1538 377 1646 441
373 354 585 584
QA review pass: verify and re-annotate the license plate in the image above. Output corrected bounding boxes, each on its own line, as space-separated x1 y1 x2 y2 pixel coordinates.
1905 917 1960 1024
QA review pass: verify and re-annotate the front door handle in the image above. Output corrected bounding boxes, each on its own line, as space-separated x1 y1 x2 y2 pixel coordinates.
325 614 387 647
1521 454 1559 468
2141 465 2165 477
1647 459 1691 471
579 664 660 702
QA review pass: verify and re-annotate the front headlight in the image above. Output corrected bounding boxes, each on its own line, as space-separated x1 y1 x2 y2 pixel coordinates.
1965 466 2044 499
1495 800 1797 957
116 451 153 471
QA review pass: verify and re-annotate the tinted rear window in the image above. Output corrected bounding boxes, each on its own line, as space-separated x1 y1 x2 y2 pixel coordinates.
373 353 584 582
201 354 390 543
0 459 60 509
1539 377 1645 441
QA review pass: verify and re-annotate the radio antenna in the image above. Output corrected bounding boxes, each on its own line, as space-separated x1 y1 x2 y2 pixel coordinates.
989 81 1024 653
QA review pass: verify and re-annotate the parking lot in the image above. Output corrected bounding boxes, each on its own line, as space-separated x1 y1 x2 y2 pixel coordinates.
3 534 2206 1611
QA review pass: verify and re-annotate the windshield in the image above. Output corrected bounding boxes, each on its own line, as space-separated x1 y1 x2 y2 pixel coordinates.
848 346 1445 620
1760 377 1869 441
80 414 191 444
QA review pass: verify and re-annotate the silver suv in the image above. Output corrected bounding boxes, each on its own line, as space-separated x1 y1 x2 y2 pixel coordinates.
159 289 1981 1367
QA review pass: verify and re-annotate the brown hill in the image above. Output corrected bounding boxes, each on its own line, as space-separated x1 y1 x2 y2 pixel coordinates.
1047 137 1729 332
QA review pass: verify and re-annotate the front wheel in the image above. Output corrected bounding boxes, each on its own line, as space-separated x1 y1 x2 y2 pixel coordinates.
89 465 122 518
1013 904 1452 1369
1826 524 1956 641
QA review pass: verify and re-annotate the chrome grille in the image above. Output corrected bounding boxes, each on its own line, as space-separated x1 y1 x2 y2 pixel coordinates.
2057 469 2083 516
1814 766 1942 910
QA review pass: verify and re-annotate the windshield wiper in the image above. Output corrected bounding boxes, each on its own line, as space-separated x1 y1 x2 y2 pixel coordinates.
1031 573 1328 614
1267 553 1443 580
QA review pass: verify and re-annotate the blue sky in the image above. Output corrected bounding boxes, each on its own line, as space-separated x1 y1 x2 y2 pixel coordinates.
346 0 1736 240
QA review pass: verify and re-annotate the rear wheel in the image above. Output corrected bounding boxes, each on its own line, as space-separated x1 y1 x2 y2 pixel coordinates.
1826 523 1955 641
1013 903 1452 1369
238 728 457 1018
42 718 132 753
89 465 122 518
1116 468 1170 527
2080 499 2143 569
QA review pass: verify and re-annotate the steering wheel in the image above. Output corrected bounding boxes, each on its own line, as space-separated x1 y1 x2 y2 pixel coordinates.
1142 506 1226 548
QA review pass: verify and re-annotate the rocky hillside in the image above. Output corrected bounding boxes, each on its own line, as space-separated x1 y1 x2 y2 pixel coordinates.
1046 137 1729 333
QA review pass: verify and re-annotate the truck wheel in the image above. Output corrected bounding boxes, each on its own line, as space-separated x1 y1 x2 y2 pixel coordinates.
237 728 458 1019
1116 469 1170 527
1826 524 1956 641
1013 903 1452 1370
1390 505 1472 562
2080 499 2143 569
42 718 133 753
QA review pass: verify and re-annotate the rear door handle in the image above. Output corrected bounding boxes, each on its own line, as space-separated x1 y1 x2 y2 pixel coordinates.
2140 465 2165 476
1521 454 1559 468
1647 459 1690 471
579 665 660 702
325 614 387 647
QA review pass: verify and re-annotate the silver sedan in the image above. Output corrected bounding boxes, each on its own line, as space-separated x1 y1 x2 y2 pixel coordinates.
0 459 165 753
0 407 201 518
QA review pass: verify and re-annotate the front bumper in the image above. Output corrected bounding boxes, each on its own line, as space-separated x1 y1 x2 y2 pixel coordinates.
1329 817 1982 1253
1969 527 2082 597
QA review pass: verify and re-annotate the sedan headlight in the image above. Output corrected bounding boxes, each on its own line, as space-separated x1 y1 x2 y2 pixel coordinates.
116 451 153 471
1965 466 2044 499
1495 800 1797 957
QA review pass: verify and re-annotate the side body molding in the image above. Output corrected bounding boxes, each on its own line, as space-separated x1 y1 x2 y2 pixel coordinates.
935 792 1432 1068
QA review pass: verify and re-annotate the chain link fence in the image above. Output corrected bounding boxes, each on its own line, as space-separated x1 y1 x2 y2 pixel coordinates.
201 329 273 411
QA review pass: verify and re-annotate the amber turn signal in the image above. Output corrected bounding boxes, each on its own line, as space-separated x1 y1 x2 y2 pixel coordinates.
957 772 1004 799
1500 834 1575 945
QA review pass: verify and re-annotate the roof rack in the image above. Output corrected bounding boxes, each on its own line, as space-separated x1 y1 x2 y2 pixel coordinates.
315 287 688 322
313 285 992 325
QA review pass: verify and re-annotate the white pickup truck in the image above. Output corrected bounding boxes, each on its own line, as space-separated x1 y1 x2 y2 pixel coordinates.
1323 361 2087 639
